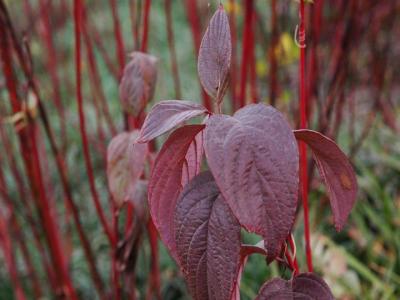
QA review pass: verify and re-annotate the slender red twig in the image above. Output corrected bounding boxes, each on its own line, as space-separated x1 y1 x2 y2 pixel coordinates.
165 0 182 99
109 0 126 72
0 9 78 297
269 0 278 105
141 0 151 52
239 0 254 108
299 0 313 272
73 0 114 245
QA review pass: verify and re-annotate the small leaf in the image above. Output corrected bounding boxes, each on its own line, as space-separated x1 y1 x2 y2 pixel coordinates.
137 100 208 143
174 171 241 300
294 129 358 231
148 125 205 259
119 52 158 116
204 104 298 261
107 131 148 208
256 273 334 300
198 5 231 104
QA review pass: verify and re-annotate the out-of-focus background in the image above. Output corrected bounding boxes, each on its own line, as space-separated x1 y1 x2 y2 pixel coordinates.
0 0 399 299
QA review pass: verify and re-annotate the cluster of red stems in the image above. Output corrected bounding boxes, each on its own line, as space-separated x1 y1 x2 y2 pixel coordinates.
5 0 398 298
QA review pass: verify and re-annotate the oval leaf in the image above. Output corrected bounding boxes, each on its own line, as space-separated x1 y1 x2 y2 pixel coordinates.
294 129 358 231
198 5 231 103
256 273 334 300
107 130 148 208
174 171 241 300
119 52 158 116
148 125 205 258
204 104 299 261
137 100 208 143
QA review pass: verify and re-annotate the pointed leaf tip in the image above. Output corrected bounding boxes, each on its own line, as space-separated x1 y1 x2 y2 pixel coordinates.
198 7 231 104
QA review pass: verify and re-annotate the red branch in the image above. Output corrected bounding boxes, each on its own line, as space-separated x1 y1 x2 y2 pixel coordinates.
73 0 114 246
299 0 313 272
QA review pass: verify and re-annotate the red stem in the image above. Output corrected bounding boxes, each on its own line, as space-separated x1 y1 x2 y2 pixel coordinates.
109 0 126 72
74 0 114 245
141 0 151 52
165 0 182 99
269 0 278 105
299 0 313 272
0 11 78 298
239 0 254 108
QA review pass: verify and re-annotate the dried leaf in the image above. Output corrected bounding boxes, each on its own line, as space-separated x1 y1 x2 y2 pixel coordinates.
107 130 148 208
119 52 158 116
294 129 358 231
198 5 231 104
137 100 208 143
148 125 205 259
256 273 334 300
174 171 241 300
204 104 299 261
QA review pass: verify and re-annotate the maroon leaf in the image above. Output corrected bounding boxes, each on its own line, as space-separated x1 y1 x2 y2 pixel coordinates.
198 5 231 103
174 171 241 300
137 100 209 143
256 273 334 300
107 130 148 208
182 129 204 186
148 125 205 259
294 129 358 231
119 52 158 116
204 104 299 261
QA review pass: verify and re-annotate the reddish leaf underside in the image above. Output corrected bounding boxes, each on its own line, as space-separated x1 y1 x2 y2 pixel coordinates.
174 171 241 300
107 130 148 208
204 104 299 261
256 273 334 300
137 100 208 143
148 125 205 259
119 51 158 116
294 129 358 231
198 5 231 103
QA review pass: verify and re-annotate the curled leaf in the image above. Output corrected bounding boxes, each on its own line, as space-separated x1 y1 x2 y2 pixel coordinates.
198 5 231 104
174 171 241 300
137 100 208 143
148 125 205 259
204 104 299 261
119 52 158 116
107 131 148 208
256 273 334 300
294 129 358 231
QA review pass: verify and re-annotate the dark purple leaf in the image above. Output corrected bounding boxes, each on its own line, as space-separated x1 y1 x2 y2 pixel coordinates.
174 171 241 300
182 130 204 186
107 130 148 208
137 100 209 143
198 5 231 103
119 52 158 116
148 125 205 259
294 129 358 231
256 273 334 300
204 104 298 261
